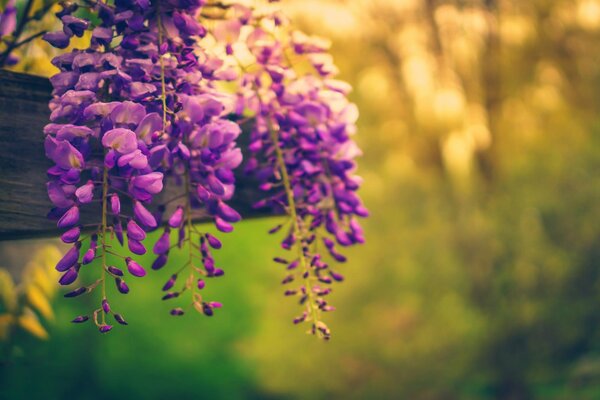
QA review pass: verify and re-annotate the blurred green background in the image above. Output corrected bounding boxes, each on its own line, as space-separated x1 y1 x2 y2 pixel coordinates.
3 0 600 399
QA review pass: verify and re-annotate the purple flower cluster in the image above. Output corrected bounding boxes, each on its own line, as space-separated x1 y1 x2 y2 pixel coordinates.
41 0 367 338
42 0 193 332
219 9 367 339
144 0 242 317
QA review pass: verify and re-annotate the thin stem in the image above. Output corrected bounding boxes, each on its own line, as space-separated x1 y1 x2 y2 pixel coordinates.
162 193 186 206
182 135 197 303
104 249 126 259
175 260 191 276
156 2 168 130
264 114 322 334
11 30 46 48
100 164 109 325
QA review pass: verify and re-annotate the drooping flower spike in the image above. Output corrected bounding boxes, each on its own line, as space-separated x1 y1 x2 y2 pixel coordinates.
146 0 243 318
206 5 368 339
43 0 173 332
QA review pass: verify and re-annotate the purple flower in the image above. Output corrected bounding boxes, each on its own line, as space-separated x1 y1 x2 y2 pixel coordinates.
110 101 146 126
43 31 71 49
64 287 87 298
61 226 81 243
135 113 162 143
128 239 146 255
75 180 94 203
82 248 96 264
152 253 168 270
59 267 79 285
56 243 80 272
168 206 184 228
205 233 221 249
201 302 214 317
114 314 128 325
114 218 124 246
215 217 233 233
98 324 113 333
62 15 89 37
110 194 121 215
101 298 110 313
118 149 148 169
125 257 146 277
102 128 138 154
131 172 164 195
129 82 157 99
107 266 124 276
153 230 171 255
0 0 17 37
162 275 177 291
133 201 157 228
115 278 130 294
45 0 183 332
126 219 146 241
45 138 84 169
47 181 75 208
72 315 89 323
92 26 113 46
216 201 241 223
162 292 179 300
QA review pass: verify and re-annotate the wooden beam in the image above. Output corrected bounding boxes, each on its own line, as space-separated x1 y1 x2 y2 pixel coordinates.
0 70 269 241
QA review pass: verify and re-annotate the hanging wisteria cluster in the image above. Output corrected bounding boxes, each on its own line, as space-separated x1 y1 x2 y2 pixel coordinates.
41 0 366 340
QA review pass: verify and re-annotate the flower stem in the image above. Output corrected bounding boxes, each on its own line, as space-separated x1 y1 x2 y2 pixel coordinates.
100 163 109 325
264 115 322 336
183 141 196 302
156 2 168 129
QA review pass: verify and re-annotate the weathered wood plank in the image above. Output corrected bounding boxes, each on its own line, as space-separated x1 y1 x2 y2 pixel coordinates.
0 70 269 241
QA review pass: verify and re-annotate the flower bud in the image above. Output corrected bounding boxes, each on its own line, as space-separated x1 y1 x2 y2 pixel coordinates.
61 226 81 243
168 206 184 228
205 233 221 249
101 298 110 313
125 257 146 277
64 287 87 298
57 205 80 228
115 277 129 294
107 266 123 276
114 314 128 325
152 253 168 270
59 266 79 285
110 193 120 215
126 219 146 241
56 242 80 272
153 229 171 255
162 275 177 291
170 308 184 316
71 315 89 323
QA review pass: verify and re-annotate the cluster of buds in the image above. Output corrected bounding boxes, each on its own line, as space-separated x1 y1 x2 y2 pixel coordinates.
208 5 368 339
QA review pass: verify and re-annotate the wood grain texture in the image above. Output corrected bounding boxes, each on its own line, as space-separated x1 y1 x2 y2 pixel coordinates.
0 70 270 241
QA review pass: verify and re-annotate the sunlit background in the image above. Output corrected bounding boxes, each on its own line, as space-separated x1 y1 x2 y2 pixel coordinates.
2 0 600 398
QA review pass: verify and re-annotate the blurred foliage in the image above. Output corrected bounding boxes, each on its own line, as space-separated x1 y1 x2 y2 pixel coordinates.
0 245 61 352
1 0 95 75
2 0 600 399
